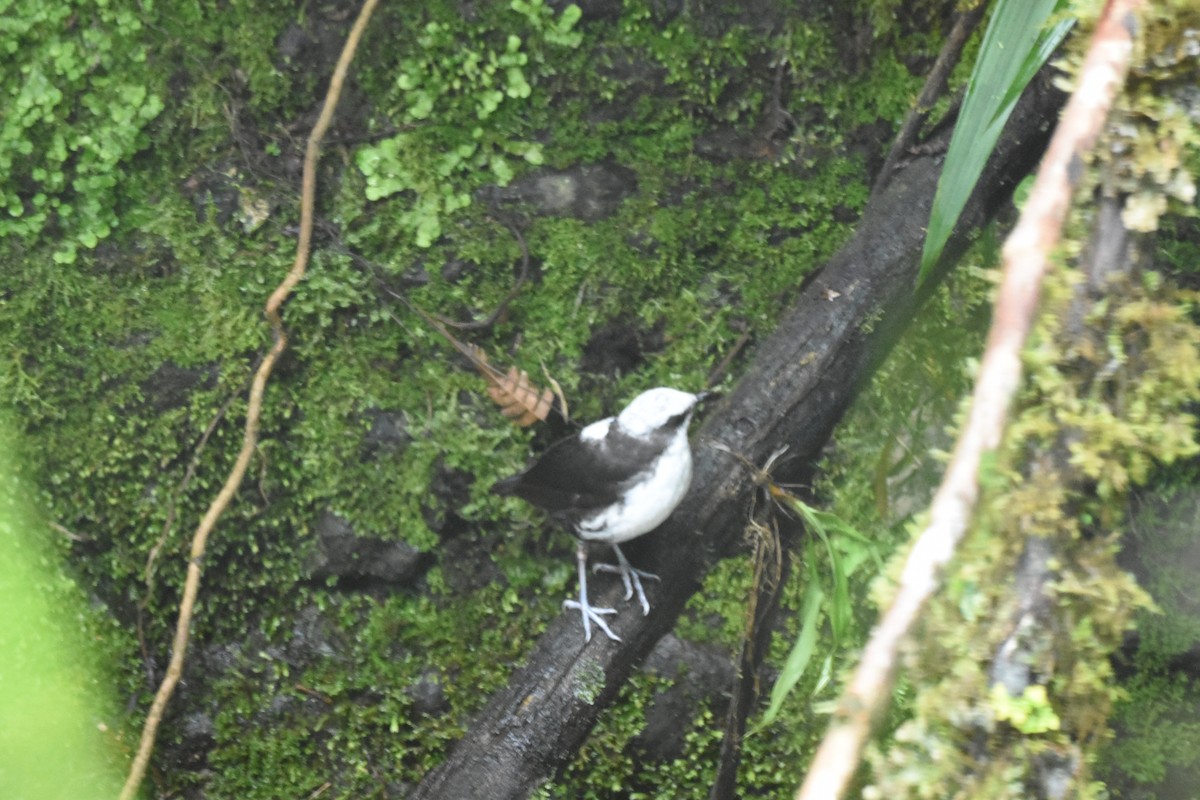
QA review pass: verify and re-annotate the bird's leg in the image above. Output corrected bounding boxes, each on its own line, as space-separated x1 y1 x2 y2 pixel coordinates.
593 544 660 615
563 541 620 642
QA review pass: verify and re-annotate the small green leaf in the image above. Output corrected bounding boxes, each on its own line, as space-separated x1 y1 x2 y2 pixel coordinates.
756 563 825 730
489 154 514 185
505 67 531 99
522 143 545 165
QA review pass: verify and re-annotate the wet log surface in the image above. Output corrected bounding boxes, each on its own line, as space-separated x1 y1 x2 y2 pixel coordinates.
411 76 1064 800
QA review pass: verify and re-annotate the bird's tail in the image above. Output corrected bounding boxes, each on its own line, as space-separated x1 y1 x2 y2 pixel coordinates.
491 474 522 496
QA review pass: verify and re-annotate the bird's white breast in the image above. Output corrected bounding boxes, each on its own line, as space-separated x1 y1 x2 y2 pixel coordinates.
576 430 693 544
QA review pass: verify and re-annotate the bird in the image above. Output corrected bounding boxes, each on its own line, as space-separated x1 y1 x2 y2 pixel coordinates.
493 387 708 642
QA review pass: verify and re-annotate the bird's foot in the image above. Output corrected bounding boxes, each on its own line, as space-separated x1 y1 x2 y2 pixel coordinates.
563 598 620 642
594 557 660 616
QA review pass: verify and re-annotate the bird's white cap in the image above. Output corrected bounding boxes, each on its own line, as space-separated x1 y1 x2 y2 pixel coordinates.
615 387 702 437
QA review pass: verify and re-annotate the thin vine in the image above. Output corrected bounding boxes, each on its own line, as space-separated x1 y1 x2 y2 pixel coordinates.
117 1 382 797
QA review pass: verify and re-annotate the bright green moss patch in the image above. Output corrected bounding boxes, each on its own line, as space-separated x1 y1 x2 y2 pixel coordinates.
1 0 165 263
355 0 582 246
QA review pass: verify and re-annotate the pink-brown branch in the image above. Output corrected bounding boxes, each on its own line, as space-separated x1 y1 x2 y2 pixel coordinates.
795 3 1143 798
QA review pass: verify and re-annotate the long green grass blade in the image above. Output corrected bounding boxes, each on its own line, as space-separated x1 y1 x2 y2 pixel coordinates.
918 0 1074 286
756 561 825 729
755 493 883 728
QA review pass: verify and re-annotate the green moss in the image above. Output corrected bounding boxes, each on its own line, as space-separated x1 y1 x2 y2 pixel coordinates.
1103 673 1200 788
1095 478 1200 796
351 1 583 246
0 0 166 262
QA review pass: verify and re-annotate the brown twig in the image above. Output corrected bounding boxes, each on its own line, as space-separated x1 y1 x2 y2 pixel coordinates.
136 376 247 688
796 4 1143 798
116 2 381 797
382 299 557 427
870 1 988 199
707 327 753 388
435 216 532 331
48 520 87 542
710 513 787 800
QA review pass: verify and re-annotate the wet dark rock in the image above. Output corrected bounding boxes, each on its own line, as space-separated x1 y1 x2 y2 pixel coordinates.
181 167 242 226
440 257 476 283
361 408 411 457
371 262 430 314
583 51 668 127
436 531 505 595
90 235 179 280
693 126 771 162
198 642 244 677
649 0 686 24
284 603 345 665
175 709 216 770
580 316 665 376
141 360 219 412
851 119 897 183
480 162 638 222
633 633 737 762
307 510 428 588
272 12 355 76
643 632 737 684
547 0 622 21
399 262 431 288
831 203 860 225
596 47 666 86
421 458 476 537
180 708 215 743
274 22 314 64
690 0 791 36
407 669 450 716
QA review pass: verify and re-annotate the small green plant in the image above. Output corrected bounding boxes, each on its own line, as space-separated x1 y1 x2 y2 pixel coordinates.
756 495 882 728
1 0 164 263
989 683 1062 734
357 0 581 247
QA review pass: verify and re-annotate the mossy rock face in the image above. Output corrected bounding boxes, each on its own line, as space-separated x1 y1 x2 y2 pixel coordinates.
9 0 1198 797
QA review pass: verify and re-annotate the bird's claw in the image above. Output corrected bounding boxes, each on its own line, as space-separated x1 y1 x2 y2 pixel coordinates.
593 544 659 615
593 562 659 614
563 599 620 642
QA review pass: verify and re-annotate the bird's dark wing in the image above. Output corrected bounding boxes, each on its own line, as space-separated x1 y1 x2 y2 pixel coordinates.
493 424 670 525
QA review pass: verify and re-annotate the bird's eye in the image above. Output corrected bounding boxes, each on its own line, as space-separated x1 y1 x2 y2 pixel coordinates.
667 410 691 428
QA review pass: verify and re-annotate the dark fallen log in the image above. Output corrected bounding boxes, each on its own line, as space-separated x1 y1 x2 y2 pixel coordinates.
411 75 1065 800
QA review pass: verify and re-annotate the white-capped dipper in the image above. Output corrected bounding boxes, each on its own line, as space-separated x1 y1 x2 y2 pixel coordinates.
493 387 708 642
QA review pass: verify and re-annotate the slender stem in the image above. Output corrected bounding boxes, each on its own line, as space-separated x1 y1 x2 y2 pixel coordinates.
117 2 381 797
